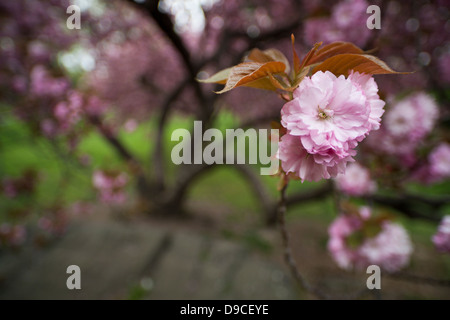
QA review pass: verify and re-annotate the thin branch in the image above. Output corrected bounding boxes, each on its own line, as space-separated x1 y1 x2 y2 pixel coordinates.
88 115 137 164
124 0 211 120
140 232 173 277
88 114 151 196
276 182 328 299
267 182 333 225
277 181 370 300
365 194 445 222
153 78 190 191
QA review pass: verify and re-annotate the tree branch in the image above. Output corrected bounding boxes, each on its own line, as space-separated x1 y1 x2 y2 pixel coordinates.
124 0 211 121
88 114 151 195
153 78 190 192
276 182 328 299
364 194 446 222
89 115 138 164
267 182 333 225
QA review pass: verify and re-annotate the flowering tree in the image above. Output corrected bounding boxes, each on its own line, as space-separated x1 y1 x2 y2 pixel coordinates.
0 0 449 298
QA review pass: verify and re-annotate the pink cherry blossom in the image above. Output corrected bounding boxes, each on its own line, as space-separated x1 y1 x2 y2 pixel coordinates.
432 216 450 253
328 207 413 272
348 71 385 132
335 163 377 196
429 143 450 180
278 133 351 182
124 119 138 133
92 170 128 204
0 223 26 247
2 178 17 198
30 65 69 97
384 92 438 143
54 90 83 131
278 71 384 182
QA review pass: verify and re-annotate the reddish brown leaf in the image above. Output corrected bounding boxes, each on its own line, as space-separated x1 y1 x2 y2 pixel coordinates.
291 34 301 75
299 42 322 71
312 54 408 76
247 48 290 73
307 42 364 65
243 77 278 91
215 61 286 94
197 67 231 85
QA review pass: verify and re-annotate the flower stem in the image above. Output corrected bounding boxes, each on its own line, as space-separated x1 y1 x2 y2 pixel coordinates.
276 182 328 299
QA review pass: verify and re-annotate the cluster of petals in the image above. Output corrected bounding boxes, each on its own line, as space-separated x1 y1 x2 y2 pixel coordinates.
384 92 438 144
277 71 384 182
432 216 450 254
92 170 128 204
328 207 413 272
0 223 26 247
335 162 377 196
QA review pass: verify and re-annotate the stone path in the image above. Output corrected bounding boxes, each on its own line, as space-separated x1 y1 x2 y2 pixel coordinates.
1 215 449 299
0 218 296 299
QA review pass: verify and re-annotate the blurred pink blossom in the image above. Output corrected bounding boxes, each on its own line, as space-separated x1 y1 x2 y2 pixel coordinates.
365 92 439 166
92 170 128 204
2 179 17 198
432 216 450 253
429 143 450 180
328 207 413 272
53 90 83 131
384 92 438 143
0 223 26 247
30 65 69 97
335 163 377 196
124 119 138 133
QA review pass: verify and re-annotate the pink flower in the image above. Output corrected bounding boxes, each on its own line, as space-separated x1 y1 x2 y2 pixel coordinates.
2 178 17 198
278 134 350 182
40 119 57 137
0 223 26 247
328 207 413 273
54 90 83 131
335 163 377 196
37 209 67 237
30 65 68 97
92 170 128 205
124 119 138 133
384 92 438 143
348 71 385 132
429 143 450 180
410 143 450 184
432 216 450 253
278 71 384 182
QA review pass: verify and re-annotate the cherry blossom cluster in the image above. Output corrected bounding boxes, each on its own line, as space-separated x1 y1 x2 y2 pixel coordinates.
432 216 450 254
0 223 27 248
92 170 129 205
277 71 384 182
328 207 413 272
335 163 377 196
